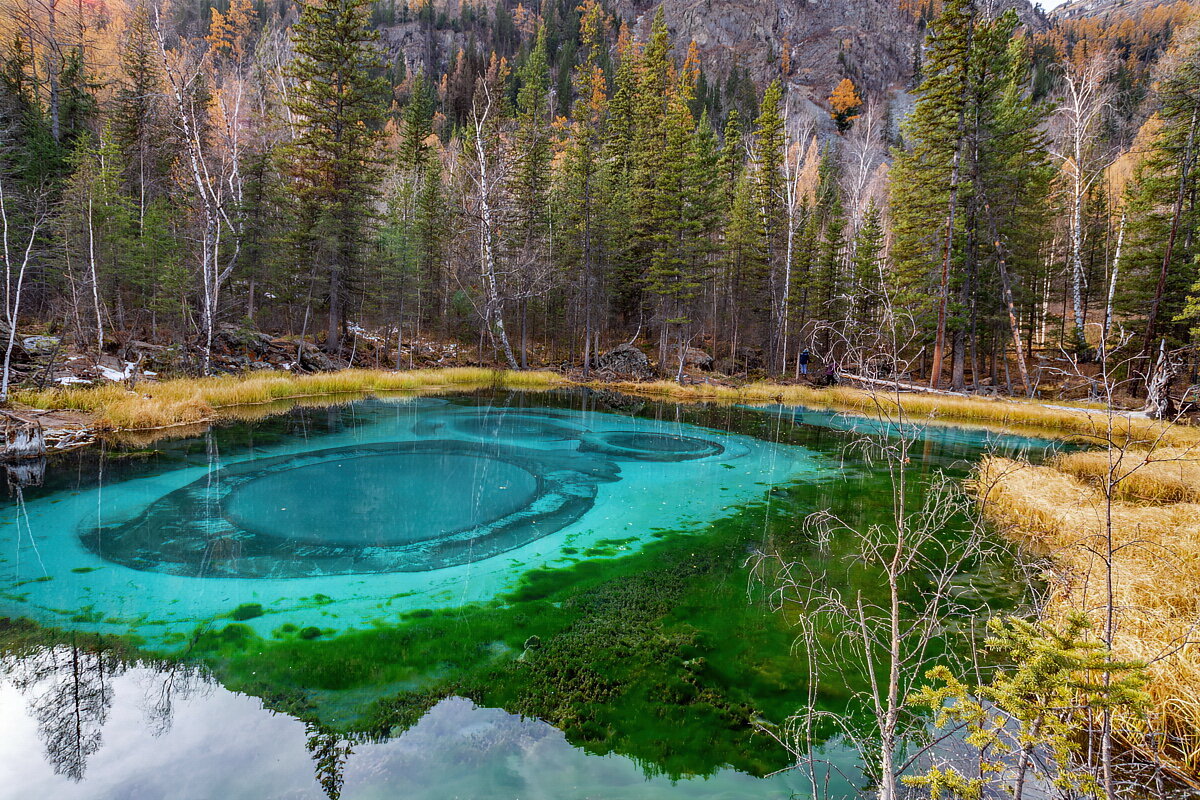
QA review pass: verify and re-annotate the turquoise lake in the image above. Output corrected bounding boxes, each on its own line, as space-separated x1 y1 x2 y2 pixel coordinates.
0 389 1052 799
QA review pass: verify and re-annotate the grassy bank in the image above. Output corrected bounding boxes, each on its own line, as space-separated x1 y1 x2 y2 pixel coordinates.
596 379 1200 446
1052 447 1200 503
16 367 565 430
974 455 1200 772
15 366 1200 443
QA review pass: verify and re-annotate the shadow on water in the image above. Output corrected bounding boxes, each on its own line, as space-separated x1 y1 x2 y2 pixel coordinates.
0 388 1059 799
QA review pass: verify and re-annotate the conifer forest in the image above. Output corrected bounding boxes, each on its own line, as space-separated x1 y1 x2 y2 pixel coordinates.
1 0 1199 396
8 2 1200 799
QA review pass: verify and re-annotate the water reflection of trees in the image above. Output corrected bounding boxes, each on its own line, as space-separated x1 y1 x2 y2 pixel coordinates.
137 659 209 738
2 638 210 782
3 643 123 781
305 723 354 800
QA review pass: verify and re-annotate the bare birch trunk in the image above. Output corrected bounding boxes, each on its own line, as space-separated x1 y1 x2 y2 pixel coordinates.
470 88 519 371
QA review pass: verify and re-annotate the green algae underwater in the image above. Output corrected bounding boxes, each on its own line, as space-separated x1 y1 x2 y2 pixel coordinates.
0 389 1047 796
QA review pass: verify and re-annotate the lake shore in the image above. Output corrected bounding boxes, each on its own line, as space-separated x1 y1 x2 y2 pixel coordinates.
7 368 1200 788
9 366 1198 448
975 452 1200 781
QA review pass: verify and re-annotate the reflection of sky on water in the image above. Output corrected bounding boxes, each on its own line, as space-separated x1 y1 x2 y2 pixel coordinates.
0 665 825 800
0 392 1054 799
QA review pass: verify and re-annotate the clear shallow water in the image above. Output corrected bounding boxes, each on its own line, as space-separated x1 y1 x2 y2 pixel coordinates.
0 390 1054 799
2 395 812 645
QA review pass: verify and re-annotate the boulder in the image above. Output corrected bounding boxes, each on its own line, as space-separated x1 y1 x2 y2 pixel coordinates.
22 336 60 359
682 347 714 371
297 342 335 372
216 324 275 358
595 344 653 379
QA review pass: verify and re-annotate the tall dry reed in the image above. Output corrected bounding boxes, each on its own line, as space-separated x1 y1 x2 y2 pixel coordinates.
975 456 1200 771
17 368 564 430
1051 447 1200 504
599 379 1199 446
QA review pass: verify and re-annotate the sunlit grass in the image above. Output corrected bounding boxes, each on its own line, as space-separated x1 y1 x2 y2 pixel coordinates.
19 367 1198 445
16 368 565 430
1052 446 1200 504
975 456 1200 771
596 379 1199 445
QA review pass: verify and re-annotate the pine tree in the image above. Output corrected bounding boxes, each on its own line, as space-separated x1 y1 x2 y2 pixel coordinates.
560 59 609 373
725 168 769 367
399 70 436 168
890 0 1049 391
889 0 977 387
112 2 172 207
752 80 787 370
513 26 552 249
850 200 885 332
286 0 389 352
1129 18 1200 356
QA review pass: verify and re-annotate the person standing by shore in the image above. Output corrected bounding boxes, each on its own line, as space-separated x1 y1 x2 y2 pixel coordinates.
799 349 810 376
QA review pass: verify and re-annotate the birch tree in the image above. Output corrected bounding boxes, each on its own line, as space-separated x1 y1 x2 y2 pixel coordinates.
1051 54 1113 358
0 151 47 403
153 9 245 373
462 55 519 369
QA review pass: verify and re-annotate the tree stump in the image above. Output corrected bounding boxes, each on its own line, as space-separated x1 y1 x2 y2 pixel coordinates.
1143 340 1180 420
1 413 47 460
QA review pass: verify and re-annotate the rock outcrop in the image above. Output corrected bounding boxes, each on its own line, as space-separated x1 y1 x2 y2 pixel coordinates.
595 344 654 379
613 0 1046 104
615 0 919 97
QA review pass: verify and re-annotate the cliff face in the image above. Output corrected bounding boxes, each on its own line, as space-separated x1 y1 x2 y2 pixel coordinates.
612 0 1048 100
1051 0 1180 18
614 0 921 97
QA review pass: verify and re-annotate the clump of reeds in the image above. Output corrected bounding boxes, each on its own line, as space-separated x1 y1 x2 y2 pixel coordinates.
1051 446 1200 504
974 456 1200 771
16 368 564 430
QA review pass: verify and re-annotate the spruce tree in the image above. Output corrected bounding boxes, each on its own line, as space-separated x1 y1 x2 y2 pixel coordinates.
1129 18 1200 356
286 0 389 352
752 80 787 370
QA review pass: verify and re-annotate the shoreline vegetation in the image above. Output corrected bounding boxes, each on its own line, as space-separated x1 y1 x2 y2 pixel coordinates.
12 365 1198 446
976 454 1200 776
10 365 1200 782
16 366 1200 772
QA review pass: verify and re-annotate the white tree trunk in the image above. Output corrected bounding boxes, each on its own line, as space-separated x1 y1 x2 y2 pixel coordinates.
1101 212 1125 360
470 89 519 371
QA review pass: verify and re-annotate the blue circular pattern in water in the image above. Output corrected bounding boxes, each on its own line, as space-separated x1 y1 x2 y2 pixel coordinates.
578 430 724 462
82 441 620 578
447 412 584 441
225 453 539 547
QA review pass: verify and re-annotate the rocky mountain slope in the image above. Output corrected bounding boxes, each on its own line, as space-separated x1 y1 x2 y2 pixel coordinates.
613 0 921 97
612 0 1048 100
1052 0 1186 18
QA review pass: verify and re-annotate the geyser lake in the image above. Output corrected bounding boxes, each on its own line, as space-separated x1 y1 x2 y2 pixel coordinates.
0 389 1049 799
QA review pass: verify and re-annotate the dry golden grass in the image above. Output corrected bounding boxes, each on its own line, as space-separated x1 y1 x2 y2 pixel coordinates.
1052 446 1200 504
596 379 1200 446
975 456 1200 771
16 368 565 430
17 367 1199 450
